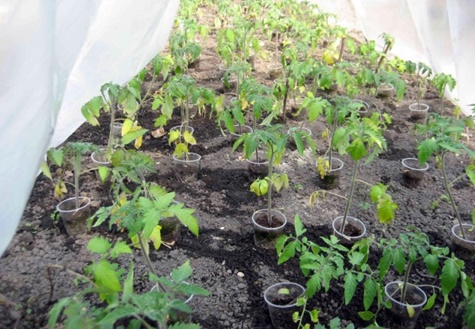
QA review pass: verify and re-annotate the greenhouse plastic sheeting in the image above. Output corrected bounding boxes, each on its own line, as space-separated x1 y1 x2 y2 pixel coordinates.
316 0 475 115
0 0 179 255
2 1 474 256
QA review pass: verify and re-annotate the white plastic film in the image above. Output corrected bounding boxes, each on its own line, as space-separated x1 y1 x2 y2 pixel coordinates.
0 0 179 255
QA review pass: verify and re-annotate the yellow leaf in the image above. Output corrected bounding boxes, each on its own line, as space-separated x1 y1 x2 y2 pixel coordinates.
168 130 181 145
407 305 415 318
174 143 189 157
122 118 134 136
322 49 338 65
183 131 197 145
149 225 162 250
242 98 249 110
134 136 143 149
54 181 67 199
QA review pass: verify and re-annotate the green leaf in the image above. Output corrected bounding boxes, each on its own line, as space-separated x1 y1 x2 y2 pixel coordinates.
278 240 297 264
393 249 406 274
87 237 111 254
121 128 148 145
369 183 386 203
441 259 460 295
122 262 134 302
98 166 110 183
363 279 378 310
40 161 52 180
309 308 319 323
48 297 72 328
93 259 122 294
171 260 193 283
294 214 306 237
417 138 438 164
422 293 437 311
464 295 475 328
171 205 199 237
466 165 475 186
358 311 375 321
344 272 357 305
423 254 439 275
347 139 367 161
110 241 133 258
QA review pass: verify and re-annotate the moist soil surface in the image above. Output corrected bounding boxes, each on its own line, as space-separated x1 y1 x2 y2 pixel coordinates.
2 7 475 329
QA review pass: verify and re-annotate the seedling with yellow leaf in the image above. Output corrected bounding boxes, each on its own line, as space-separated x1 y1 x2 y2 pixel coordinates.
234 124 289 231
42 142 97 206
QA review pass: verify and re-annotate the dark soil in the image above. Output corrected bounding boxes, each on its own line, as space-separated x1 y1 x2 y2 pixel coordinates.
1 3 475 329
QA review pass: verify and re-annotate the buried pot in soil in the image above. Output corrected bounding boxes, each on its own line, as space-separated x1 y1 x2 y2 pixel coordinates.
173 152 202 180
263 281 305 329
56 196 91 235
451 223 475 258
316 157 344 190
332 216 366 245
251 209 287 248
246 151 269 176
401 157 429 188
409 102 429 121
382 281 427 329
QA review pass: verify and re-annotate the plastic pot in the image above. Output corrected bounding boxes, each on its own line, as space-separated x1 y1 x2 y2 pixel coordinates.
229 124 253 144
170 125 194 135
377 83 394 97
451 224 475 259
263 282 305 329
246 151 269 175
267 63 283 80
91 149 110 182
251 209 287 248
287 126 312 148
56 197 91 235
383 281 427 329
355 99 371 117
332 216 366 245
173 152 201 180
316 157 344 190
409 103 429 120
401 157 429 188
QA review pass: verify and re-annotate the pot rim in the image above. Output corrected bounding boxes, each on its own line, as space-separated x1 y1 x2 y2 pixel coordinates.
409 102 429 112
170 125 195 134
332 216 366 240
230 124 253 136
451 223 475 244
91 149 111 165
245 151 269 166
402 157 429 171
287 126 312 135
252 209 287 231
384 281 427 308
56 196 91 213
172 152 201 163
319 157 344 172
263 282 306 309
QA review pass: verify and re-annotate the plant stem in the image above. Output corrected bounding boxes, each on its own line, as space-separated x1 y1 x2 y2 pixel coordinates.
339 159 359 233
401 261 413 303
106 98 118 157
73 155 81 208
267 147 275 224
137 232 168 293
441 152 466 239
281 77 289 123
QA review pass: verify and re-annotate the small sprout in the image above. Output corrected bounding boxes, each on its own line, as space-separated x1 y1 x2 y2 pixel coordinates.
278 288 290 295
